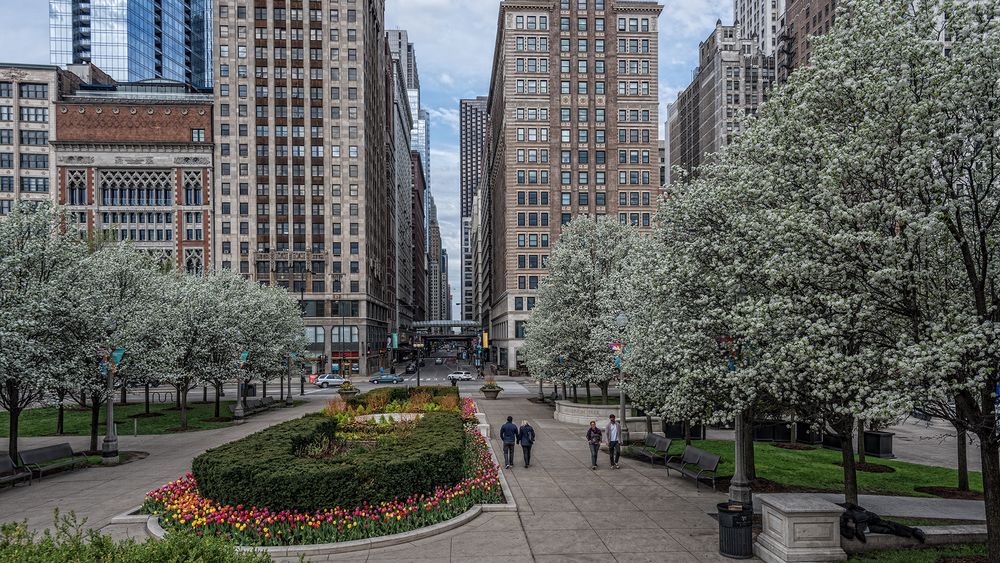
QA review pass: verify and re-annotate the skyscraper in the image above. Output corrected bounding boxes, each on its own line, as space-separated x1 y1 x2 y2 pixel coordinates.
480 0 663 368
212 0 393 377
49 0 213 89
460 96 488 321
734 0 785 56
669 21 775 178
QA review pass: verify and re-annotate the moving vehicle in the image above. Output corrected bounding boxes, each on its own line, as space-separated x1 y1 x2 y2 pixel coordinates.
405 363 417 374
447 371 474 381
434 357 445 365
314 374 348 389
369 373 404 384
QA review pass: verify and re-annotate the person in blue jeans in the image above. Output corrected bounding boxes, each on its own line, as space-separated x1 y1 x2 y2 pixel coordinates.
500 416 518 469
518 420 536 468
606 414 622 469
586 421 602 470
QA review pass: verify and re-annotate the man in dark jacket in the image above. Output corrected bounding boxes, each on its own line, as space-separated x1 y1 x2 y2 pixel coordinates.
517 420 536 468
500 416 518 469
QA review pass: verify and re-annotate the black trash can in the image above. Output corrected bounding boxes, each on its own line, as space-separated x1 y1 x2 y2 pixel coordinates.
717 502 754 559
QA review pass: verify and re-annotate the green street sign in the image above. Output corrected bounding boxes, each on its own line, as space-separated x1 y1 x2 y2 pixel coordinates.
111 348 126 366
239 351 250 365
392 332 399 349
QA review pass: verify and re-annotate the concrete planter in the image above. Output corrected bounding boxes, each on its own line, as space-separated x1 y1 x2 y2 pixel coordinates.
481 389 501 400
754 494 847 563
337 389 360 400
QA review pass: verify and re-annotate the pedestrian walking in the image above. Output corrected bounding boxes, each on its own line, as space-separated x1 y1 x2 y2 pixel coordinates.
518 420 536 468
606 414 622 469
500 416 518 469
586 420 602 470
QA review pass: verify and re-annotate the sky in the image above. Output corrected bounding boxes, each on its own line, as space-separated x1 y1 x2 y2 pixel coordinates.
0 0 731 320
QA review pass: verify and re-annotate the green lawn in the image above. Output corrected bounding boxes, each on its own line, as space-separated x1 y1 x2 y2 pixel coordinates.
657 440 983 498
849 543 986 562
0 400 239 437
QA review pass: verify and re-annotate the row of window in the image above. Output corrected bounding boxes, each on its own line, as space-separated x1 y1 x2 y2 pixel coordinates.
0 107 49 123
0 153 48 169
0 130 48 145
220 5 357 23
516 233 551 248
558 16 608 32
516 254 549 269
0 176 48 192
559 0 607 10
0 83 47 99
514 297 537 312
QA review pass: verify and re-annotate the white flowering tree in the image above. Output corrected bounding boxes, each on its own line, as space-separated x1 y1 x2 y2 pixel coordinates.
523 217 641 403
0 203 85 461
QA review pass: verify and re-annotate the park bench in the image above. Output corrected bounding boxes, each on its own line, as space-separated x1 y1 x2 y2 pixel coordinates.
665 445 721 490
543 389 559 404
0 455 31 488
628 435 673 466
19 444 88 480
228 396 278 418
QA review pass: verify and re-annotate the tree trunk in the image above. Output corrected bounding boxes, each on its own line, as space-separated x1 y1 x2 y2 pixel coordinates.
840 417 859 505
120 384 127 406
179 387 189 430
585 382 592 402
561 382 566 400
144 384 150 415
56 404 64 436
857 418 867 466
742 411 757 480
977 434 1000 563
175 385 181 410
572 384 578 402
684 421 692 446
262 380 267 398
203 386 208 403
214 384 222 418
957 427 970 492
646 415 653 435
599 381 609 405
7 407 20 463
89 394 101 453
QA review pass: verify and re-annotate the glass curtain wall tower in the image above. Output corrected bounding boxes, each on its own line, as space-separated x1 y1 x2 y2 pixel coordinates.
50 0 213 89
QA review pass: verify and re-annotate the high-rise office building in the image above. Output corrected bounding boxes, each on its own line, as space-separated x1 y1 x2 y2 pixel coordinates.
390 57 415 336
49 0 213 89
733 0 784 56
460 96 488 321
480 0 663 368
213 0 393 377
669 20 775 178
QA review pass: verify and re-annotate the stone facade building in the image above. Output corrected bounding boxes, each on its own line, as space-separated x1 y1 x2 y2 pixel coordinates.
212 0 392 376
668 21 775 178
54 79 214 273
480 0 663 368
460 96 489 322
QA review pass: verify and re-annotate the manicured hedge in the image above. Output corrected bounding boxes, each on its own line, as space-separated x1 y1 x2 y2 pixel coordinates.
345 385 458 408
192 411 465 512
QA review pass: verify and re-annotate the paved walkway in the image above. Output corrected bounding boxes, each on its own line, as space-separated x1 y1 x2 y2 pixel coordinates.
0 399 329 534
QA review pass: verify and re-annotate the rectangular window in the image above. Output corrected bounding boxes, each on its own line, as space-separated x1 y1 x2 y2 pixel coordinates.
18 83 47 99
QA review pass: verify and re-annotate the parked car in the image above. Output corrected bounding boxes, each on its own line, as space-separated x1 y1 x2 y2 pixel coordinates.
434 357 445 365
369 373 404 384
352 364 360 374
447 371 474 381
314 374 348 389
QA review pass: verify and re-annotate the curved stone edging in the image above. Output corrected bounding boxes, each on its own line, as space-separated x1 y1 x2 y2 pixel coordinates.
553 399 660 428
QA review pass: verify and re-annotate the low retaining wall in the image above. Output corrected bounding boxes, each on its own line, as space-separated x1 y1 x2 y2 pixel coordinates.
553 400 660 434
115 413 515 557
842 525 987 554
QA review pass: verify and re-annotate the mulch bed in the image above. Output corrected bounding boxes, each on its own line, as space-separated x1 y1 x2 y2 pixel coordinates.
835 461 896 473
201 417 232 423
80 451 149 465
128 412 165 419
771 443 817 451
915 487 985 501
939 557 987 563
714 476 821 494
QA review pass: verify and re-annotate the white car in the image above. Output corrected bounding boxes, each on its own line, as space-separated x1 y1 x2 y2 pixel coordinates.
314 374 348 388
447 371 474 381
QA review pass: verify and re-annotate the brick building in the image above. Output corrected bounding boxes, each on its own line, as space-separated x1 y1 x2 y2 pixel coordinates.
54 79 214 273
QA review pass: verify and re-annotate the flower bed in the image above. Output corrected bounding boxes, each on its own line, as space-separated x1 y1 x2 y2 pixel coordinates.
143 427 501 546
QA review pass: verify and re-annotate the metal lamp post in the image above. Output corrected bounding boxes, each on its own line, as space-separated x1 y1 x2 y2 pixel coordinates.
101 346 125 465
234 351 248 423
614 312 630 444
286 354 294 407
726 341 752 505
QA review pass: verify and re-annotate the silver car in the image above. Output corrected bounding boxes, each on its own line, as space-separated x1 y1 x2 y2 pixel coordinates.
314 374 348 388
447 371 474 381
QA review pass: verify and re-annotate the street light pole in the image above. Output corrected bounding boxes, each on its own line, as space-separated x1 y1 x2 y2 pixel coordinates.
101 353 119 465
614 312 630 444
234 352 248 423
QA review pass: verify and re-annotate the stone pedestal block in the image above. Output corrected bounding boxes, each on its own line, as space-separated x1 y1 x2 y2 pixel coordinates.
754 494 846 563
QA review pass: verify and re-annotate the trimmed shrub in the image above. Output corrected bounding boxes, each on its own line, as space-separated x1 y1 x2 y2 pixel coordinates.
192 411 465 512
345 385 458 408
